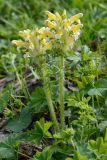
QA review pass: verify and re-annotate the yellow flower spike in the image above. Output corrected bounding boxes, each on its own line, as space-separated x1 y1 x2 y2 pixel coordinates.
12 40 25 47
46 20 57 29
70 13 83 24
45 10 83 51
12 10 83 54
45 11 56 20
55 12 62 22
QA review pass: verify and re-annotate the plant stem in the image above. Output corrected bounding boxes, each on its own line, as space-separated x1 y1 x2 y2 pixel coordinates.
40 56 59 132
20 75 31 100
59 56 65 129
13 64 30 100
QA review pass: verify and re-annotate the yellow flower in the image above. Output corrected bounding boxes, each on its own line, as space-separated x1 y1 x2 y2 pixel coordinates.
55 12 62 22
62 10 67 19
45 42 52 50
45 10 83 52
41 38 51 49
19 29 32 40
46 20 57 29
12 10 83 55
12 40 25 47
64 19 70 28
45 11 56 20
57 29 63 36
72 24 83 33
28 42 34 50
70 13 83 24
38 27 54 38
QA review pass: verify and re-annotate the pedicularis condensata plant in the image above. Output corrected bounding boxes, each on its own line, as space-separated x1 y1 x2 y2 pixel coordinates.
12 10 83 132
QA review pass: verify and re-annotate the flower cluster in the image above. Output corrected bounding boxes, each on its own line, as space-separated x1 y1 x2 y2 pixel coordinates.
12 28 52 55
45 10 83 52
12 10 83 55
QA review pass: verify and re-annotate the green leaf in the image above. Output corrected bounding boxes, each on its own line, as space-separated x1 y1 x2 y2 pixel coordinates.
66 158 73 160
28 87 47 113
74 152 88 160
88 136 107 156
96 137 103 150
95 79 107 88
29 118 52 144
36 146 51 160
54 128 75 143
0 90 10 113
6 107 32 132
0 134 21 159
35 145 58 160
88 88 107 96
0 147 15 159
89 140 97 150
99 121 107 132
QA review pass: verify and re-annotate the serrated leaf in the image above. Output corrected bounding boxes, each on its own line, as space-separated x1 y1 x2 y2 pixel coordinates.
29 118 52 144
6 107 32 132
28 87 47 113
0 134 21 159
0 147 15 159
35 146 55 160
